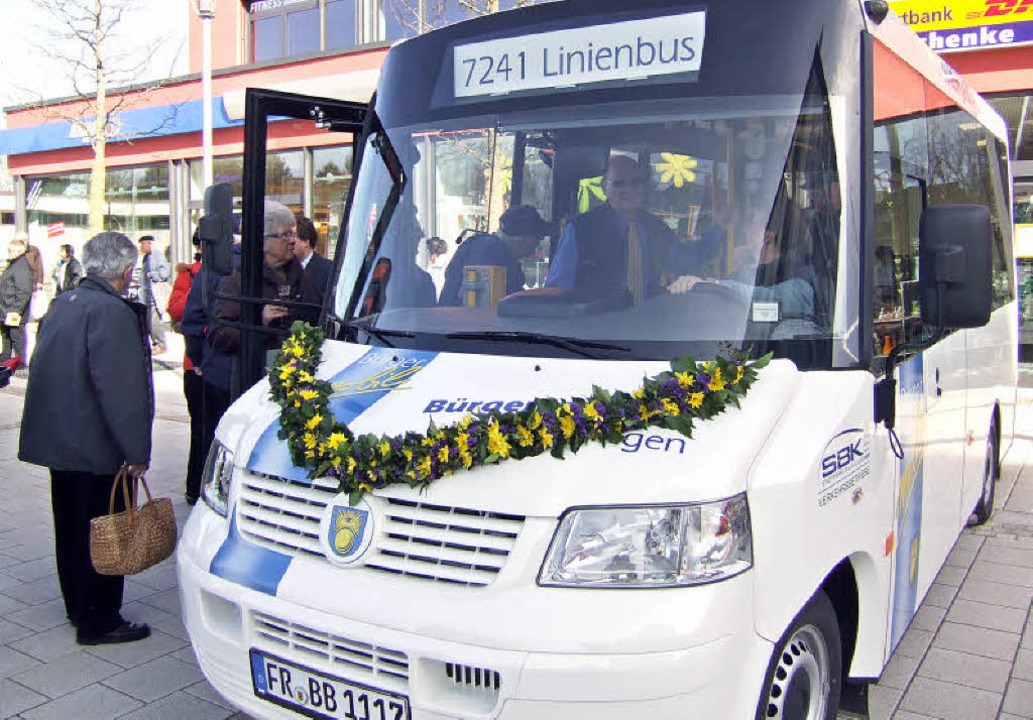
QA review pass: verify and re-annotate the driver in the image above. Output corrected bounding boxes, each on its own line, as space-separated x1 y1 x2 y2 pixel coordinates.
545 154 678 303
666 218 816 320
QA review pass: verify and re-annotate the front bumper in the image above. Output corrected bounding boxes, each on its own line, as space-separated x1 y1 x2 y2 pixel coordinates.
179 504 773 720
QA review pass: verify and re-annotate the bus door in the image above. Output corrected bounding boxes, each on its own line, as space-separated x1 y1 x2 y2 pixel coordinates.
214 88 367 394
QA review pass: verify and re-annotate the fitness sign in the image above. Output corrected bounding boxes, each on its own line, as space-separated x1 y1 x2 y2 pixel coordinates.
453 11 707 99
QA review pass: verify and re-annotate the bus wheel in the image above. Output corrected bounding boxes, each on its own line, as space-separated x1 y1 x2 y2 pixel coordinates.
972 418 999 526
756 591 841 720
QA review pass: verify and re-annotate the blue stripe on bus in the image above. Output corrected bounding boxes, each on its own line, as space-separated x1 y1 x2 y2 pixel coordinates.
209 346 439 596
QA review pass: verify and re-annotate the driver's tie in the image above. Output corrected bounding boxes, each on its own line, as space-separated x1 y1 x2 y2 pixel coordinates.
626 222 645 304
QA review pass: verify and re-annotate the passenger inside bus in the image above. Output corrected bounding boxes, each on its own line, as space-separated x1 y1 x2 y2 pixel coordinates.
438 204 550 306
666 211 817 322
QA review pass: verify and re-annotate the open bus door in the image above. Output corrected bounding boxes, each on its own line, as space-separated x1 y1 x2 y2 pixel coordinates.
200 88 367 395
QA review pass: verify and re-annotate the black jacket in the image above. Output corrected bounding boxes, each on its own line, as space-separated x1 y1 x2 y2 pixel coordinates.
54 257 84 294
18 276 153 474
302 252 333 297
0 255 33 322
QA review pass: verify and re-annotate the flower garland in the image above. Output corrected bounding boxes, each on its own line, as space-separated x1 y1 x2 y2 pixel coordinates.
270 322 771 503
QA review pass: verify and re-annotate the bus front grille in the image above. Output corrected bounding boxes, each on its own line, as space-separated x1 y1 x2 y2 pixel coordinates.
236 472 524 587
251 610 410 688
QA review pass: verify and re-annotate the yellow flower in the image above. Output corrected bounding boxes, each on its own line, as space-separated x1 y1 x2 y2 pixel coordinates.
661 398 680 416
487 422 511 458
380 441 391 457
421 437 436 447
656 152 697 188
736 366 744 383
438 445 449 463
676 371 694 389
403 449 413 462
583 401 602 423
638 404 654 421
326 432 346 450
297 371 314 384
559 414 575 439
458 414 474 430
516 425 535 447
359 482 373 493
332 456 341 468
289 345 305 358
528 411 542 430
299 389 318 401
689 392 704 408
633 388 645 399
303 432 317 449
279 364 296 380
347 457 357 473
539 426 554 449
417 456 432 478
305 414 323 430
708 368 726 392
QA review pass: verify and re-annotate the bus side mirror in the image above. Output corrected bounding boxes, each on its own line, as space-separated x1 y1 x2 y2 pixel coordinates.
918 205 992 329
199 183 235 277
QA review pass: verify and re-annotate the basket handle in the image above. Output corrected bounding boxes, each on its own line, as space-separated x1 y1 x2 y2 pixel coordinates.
108 466 156 529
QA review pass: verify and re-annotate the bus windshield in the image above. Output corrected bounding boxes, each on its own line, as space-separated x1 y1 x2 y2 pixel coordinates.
332 6 856 367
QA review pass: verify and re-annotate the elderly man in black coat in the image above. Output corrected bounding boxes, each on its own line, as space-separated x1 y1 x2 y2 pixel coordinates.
19 231 154 646
0 234 34 363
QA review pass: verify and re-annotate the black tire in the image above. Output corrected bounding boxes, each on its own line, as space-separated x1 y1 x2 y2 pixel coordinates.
972 416 999 526
755 590 842 720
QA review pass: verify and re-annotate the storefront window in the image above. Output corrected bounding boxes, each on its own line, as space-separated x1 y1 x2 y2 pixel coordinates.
253 14 284 62
287 7 320 56
313 145 353 258
326 0 357 50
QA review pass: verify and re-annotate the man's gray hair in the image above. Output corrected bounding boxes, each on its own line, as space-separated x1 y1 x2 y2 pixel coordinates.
83 231 138 280
264 200 295 237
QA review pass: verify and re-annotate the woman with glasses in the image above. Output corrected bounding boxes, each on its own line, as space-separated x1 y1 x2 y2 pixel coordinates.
208 200 321 360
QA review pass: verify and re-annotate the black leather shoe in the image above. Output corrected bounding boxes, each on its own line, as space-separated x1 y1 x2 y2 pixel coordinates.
185 494 199 506
77 621 151 646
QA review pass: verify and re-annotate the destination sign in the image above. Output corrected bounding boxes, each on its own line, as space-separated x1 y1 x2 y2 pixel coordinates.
453 11 707 99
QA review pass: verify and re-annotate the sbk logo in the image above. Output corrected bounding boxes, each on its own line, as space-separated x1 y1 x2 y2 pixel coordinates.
822 439 865 478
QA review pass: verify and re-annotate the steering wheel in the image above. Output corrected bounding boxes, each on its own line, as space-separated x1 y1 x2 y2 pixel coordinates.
686 280 752 311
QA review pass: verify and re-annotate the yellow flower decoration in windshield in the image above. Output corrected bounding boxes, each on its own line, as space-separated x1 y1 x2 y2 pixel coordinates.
656 153 698 188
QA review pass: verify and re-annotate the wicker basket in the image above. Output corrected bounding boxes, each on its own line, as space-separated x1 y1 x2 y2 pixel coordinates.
90 467 178 576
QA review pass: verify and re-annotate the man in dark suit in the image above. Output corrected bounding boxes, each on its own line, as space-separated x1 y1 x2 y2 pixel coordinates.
545 155 678 303
295 216 333 296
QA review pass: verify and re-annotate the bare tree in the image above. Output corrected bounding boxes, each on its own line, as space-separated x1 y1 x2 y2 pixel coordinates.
388 0 542 38
22 0 181 233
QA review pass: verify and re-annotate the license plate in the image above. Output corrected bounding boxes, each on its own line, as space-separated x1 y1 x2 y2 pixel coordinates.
250 649 411 720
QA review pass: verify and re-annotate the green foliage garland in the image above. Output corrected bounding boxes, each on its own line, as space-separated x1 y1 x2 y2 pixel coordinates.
270 322 771 503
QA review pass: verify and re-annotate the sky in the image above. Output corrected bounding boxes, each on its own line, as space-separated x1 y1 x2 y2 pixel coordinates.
0 0 189 112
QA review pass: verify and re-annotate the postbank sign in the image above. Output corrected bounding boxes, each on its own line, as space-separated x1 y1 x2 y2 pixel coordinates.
888 0 1033 50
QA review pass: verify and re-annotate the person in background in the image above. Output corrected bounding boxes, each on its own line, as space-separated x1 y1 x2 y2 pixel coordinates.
294 216 333 295
425 236 448 296
24 243 44 291
439 205 549 307
53 244 84 295
137 235 171 354
18 231 152 646
0 235 34 363
168 230 204 505
182 231 241 490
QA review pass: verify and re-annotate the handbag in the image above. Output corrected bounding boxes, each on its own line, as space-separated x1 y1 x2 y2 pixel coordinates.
28 290 49 321
90 466 178 576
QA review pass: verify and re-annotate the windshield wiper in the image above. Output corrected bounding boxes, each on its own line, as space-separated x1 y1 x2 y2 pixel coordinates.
444 331 631 359
338 317 415 348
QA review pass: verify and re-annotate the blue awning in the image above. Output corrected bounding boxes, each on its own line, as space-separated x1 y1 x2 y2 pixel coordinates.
0 97 243 157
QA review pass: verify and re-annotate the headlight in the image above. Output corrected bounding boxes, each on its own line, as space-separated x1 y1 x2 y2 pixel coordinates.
202 440 234 517
539 493 752 587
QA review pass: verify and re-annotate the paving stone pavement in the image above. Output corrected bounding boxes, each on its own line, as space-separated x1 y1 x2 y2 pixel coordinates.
0 354 1029 719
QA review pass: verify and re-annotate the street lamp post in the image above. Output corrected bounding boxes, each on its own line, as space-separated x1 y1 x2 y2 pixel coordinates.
197 0 217 191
